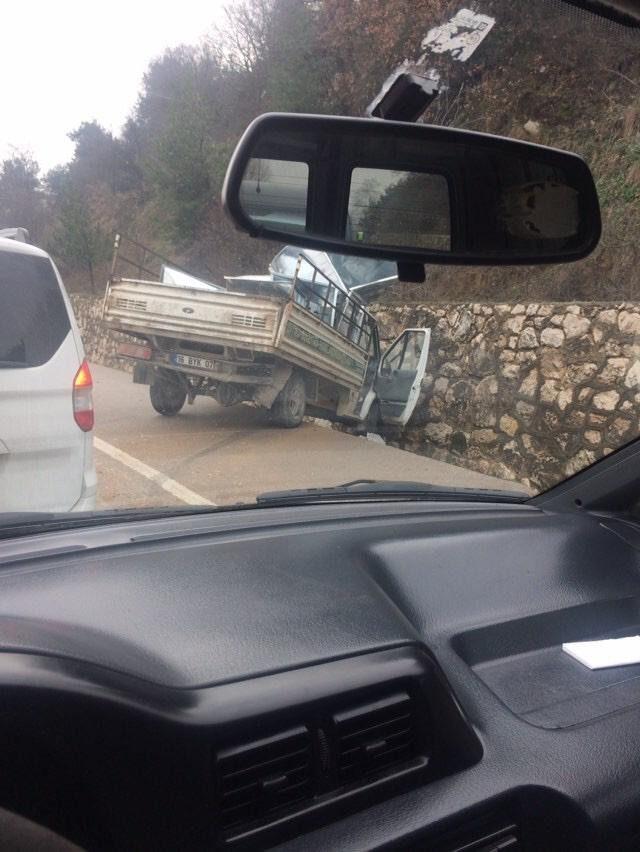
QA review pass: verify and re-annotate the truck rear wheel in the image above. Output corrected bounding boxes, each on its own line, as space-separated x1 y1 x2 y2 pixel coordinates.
271 371 306 428
150 375 186 416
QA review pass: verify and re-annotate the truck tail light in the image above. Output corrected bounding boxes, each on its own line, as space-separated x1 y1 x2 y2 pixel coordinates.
73 359 94 432
117 342 152 360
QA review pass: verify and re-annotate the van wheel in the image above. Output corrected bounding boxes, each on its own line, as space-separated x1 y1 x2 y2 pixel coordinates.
150 375 186 416
271 372 306 428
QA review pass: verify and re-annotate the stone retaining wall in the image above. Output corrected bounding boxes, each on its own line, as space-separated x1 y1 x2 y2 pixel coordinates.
71 294 640 491
372 302 640 491
70 295 133 372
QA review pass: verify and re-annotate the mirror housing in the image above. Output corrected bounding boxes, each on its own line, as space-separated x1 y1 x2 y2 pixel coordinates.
222 113 601 266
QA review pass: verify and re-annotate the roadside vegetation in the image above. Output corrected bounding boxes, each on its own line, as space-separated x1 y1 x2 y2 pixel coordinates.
0 0 638 300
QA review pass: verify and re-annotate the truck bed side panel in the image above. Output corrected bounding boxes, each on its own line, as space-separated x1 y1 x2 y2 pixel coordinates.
276 302 369 390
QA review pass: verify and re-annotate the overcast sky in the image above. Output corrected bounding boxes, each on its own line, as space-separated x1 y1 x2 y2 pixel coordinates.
1 0 226 173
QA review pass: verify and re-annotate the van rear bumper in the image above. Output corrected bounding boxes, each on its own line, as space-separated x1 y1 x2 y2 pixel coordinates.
71 441 97 512
72 492 96 512
72 483 97 512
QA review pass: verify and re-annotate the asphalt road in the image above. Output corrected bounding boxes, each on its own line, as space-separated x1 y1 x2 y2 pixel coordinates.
93 364 524 509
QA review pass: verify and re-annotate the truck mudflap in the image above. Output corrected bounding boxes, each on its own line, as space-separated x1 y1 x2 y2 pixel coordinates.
252 363 293 408
133 363 152 385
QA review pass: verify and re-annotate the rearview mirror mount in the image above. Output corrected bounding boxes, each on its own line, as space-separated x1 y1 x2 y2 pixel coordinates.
222 113 601 266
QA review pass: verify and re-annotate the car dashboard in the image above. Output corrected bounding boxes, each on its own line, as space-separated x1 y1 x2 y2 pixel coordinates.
0 500 640 850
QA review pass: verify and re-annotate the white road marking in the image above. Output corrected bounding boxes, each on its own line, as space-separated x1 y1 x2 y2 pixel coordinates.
94 437 216 506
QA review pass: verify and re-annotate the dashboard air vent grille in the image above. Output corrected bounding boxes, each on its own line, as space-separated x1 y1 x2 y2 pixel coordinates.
216 726 312 831
332 690 418 785
215 688 429 841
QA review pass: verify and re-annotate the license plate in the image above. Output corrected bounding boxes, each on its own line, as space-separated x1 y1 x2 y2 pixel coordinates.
171 353 218 372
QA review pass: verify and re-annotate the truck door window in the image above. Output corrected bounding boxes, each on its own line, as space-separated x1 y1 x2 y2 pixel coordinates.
383 337 406 373
400 335 422 371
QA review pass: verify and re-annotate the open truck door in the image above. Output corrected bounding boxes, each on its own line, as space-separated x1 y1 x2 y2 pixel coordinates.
375 329 430 426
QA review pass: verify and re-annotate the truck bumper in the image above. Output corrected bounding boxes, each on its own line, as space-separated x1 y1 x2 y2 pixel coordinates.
124 354 274 386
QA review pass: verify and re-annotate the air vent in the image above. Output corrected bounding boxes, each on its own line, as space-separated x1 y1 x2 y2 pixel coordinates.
215 689 429 841
216 726 312 831
434 812 520 852
231 313 267 329
331 691 419 786
114 296 148 312
445 823 519 852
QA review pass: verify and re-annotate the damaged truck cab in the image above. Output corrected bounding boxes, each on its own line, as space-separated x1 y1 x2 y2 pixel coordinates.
102 236 430 428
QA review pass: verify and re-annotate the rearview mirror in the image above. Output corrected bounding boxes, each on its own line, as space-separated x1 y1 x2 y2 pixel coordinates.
222 113 601 266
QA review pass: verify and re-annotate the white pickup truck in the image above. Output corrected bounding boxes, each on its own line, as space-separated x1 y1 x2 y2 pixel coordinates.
101 236 430 429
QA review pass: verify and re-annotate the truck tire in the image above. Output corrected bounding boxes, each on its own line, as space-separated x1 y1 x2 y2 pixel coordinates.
150 375 186 416
271 371 306 428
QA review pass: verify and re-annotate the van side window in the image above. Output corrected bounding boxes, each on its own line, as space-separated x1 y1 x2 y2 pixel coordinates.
0 254 71 368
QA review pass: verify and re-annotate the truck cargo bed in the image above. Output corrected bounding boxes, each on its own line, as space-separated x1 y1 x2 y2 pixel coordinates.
103 278 285 352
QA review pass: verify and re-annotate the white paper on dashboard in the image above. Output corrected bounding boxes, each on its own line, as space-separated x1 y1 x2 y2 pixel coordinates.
562 636 640 670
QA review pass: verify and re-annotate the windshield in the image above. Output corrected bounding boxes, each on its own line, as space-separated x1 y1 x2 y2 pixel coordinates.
327 255 398 289
0 0 638 521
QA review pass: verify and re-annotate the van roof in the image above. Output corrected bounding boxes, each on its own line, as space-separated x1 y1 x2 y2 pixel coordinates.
0 237 49 259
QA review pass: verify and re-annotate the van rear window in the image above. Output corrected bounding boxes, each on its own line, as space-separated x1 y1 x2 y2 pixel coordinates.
0 252 71 368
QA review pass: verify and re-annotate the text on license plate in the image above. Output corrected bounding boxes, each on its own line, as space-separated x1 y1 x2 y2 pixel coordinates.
171 353 218 371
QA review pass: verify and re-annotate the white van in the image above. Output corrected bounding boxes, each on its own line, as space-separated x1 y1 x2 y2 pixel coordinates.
0 231 96 513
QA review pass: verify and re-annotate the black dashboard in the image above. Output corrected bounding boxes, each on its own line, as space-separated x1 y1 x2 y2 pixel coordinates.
1 500 640 849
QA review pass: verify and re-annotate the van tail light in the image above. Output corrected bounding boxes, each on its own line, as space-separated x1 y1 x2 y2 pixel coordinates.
73 360 94 432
